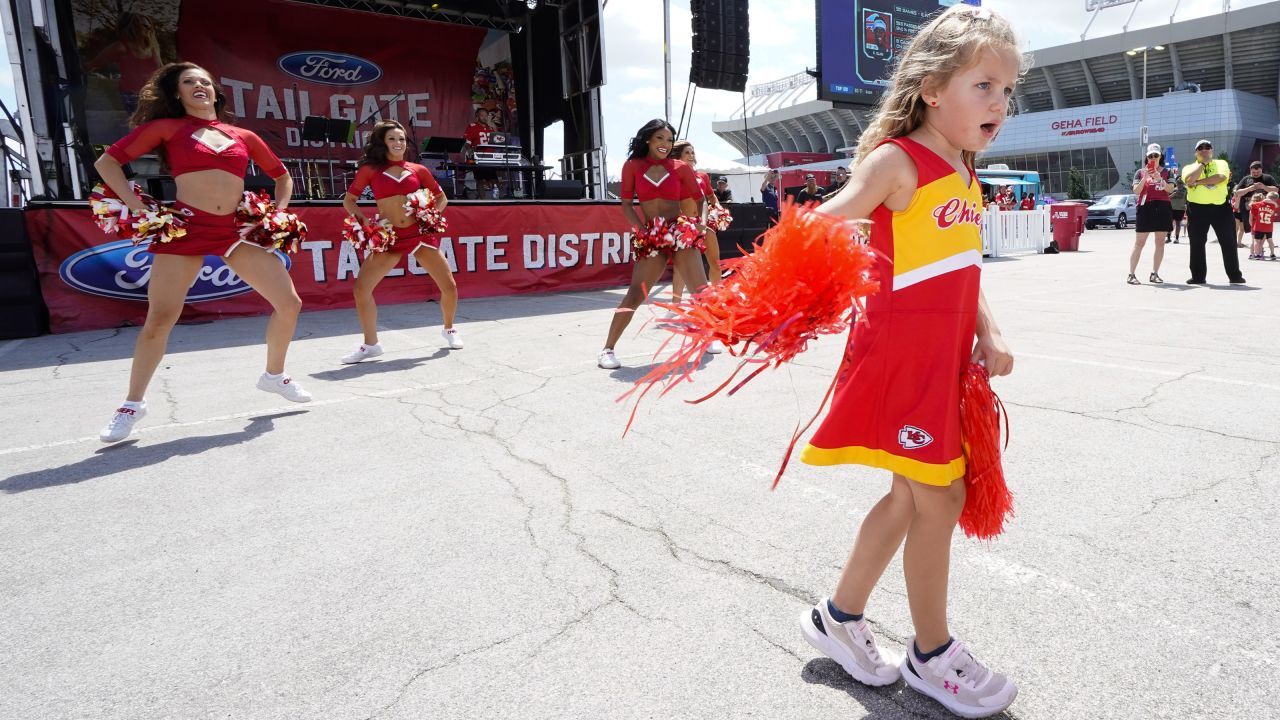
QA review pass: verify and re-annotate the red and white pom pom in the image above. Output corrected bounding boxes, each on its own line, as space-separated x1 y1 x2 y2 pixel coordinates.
236 190 274 226
257 209 308 254
707 204 733 232
89 182 159 241
630 217 673 259
619 200 881 486
404 189 448 234
131 207 188 245
671 214 706 252
236 190 277 248
958 363 1013 540
342 214 395 254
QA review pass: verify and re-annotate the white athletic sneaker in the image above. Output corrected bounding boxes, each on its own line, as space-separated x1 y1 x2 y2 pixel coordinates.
597 349 621 369
901 637 1018 718
99 402 147 443
441 327 464 349
707 340 726 354
340 342 384 364
256 373 312 403
800 599 901 686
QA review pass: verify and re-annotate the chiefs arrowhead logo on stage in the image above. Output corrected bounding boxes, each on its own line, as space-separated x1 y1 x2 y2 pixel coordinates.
898 425 934 450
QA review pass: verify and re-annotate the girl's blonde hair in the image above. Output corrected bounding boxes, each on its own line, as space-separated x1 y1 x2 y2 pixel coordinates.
854 5 1026 170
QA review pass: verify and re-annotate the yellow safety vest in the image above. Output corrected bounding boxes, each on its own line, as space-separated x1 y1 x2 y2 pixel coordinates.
1182 159 1231 205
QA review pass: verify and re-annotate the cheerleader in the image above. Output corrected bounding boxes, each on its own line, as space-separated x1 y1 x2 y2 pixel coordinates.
597 120 708 369
95 62 309 444
338 120 462 364
669 140 724 353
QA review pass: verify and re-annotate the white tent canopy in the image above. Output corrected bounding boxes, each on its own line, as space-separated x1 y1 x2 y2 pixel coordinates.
693 148 772 203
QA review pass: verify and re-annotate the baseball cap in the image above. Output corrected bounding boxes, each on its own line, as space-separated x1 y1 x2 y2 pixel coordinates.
1249 160 1263 169
717 176 728 182
1145 143 1161 156
1195 139 1213 150
805 173 816 179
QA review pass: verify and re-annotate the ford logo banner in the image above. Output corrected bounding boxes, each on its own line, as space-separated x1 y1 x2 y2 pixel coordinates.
58 240 291 303
277 51 383 86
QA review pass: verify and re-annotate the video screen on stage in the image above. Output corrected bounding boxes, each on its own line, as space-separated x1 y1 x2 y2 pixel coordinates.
816 0 981 105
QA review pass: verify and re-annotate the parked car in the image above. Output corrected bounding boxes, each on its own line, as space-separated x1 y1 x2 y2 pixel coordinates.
1086 194 1138 230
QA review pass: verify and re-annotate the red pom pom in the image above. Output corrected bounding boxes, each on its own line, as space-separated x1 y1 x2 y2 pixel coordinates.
958 363 1013 540
89 182 160 242
619 200 881 465
404 189 448 234
671 214 706 252
707 204 733 231
342 215 395 254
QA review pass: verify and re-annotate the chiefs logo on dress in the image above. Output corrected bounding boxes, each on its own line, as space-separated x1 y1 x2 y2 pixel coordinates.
898 425 934 450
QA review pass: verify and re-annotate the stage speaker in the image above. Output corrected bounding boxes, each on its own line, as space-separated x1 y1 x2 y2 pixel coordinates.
690 67 747 93
690 0 750 92
538 179 585 200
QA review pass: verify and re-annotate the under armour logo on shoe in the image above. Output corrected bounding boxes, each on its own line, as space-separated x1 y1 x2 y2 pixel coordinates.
943 680 959 695
282 378 291 385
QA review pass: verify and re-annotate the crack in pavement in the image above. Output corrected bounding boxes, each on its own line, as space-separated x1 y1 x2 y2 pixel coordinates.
1135 416 1280 446
749 625 804 661
51 340 82 379
597 509 817 606
85 328 124 345
1111 368 1203 415
482 454 559 592
360 629 530 720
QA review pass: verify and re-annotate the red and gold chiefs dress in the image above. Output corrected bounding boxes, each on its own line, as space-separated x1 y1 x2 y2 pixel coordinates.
800 137 984 486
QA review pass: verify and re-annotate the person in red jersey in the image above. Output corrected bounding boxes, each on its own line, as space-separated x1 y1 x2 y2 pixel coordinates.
1248 190 1277 260
597 119 708 369
94 62 310 444
667 139 726 354
339 120 461 363
462 107 500 198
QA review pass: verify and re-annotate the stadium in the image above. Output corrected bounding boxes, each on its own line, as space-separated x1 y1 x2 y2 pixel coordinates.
713 1 1280 197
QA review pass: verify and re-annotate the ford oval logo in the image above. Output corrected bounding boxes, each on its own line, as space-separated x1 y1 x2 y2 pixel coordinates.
277 51 383 86
58 240 291 303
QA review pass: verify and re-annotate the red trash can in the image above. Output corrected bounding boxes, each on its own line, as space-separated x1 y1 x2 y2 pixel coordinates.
1050 202 1087 251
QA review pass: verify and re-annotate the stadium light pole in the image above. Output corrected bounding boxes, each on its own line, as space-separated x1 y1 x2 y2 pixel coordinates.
1127 45 1164 148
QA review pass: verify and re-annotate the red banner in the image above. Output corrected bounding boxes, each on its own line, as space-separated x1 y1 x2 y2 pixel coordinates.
29 203 636 334
176 0 486 160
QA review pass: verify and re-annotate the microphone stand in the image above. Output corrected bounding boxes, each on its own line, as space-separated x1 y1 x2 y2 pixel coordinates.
356 89 407 131
292 83 313 200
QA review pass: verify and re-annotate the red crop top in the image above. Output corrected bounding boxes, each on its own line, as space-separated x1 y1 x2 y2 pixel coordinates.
105 116 286 179
346 161 443 200
696 171 715 199
620 157 701 203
